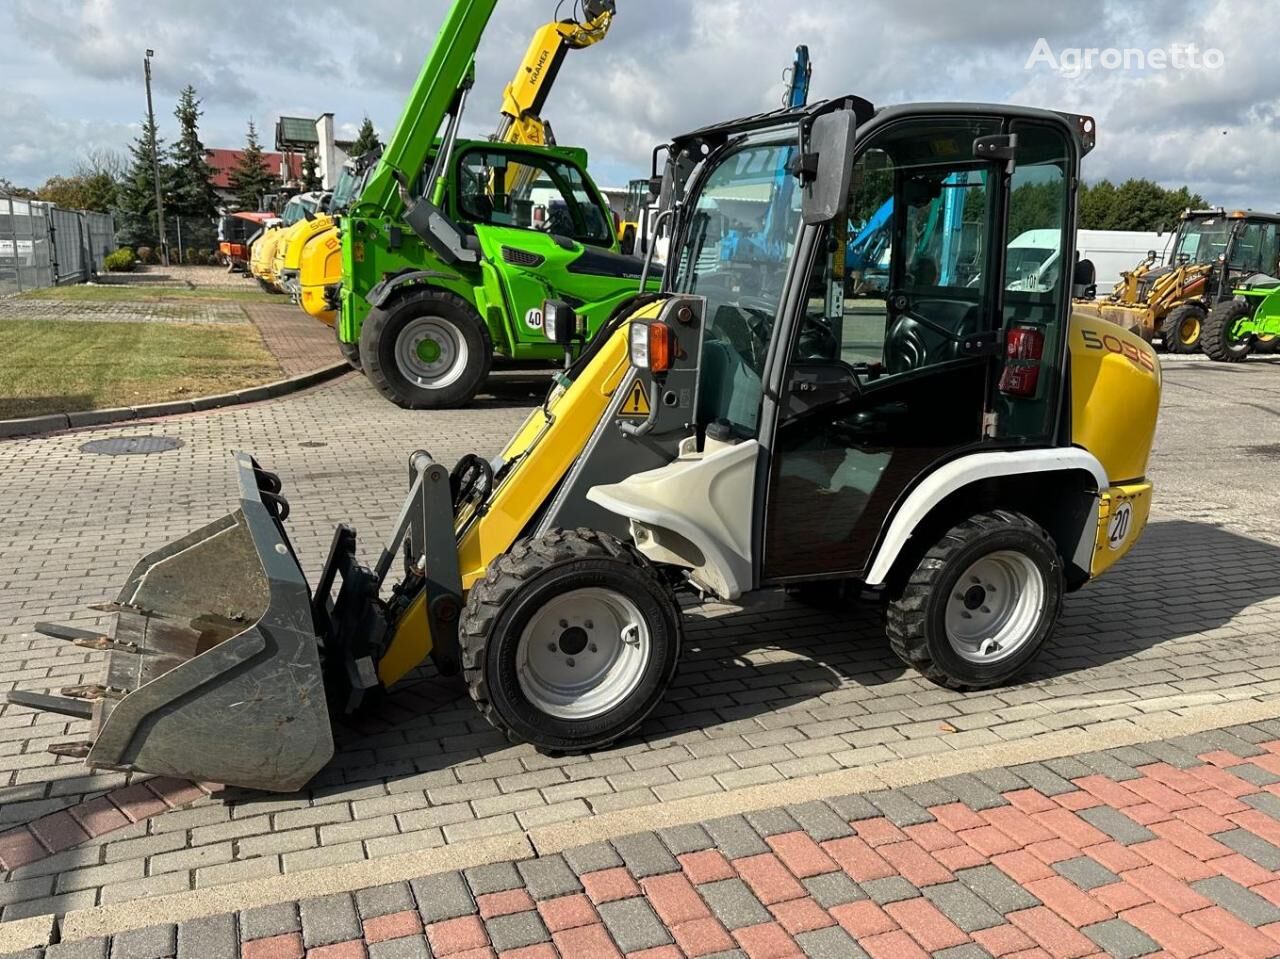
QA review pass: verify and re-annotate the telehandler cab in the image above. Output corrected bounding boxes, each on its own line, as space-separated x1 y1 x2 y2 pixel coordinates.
9 97 1161 793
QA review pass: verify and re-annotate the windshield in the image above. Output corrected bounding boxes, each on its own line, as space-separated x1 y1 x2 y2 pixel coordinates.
672 134 801 435
329 169 357 211
1175 217 1231 263
280 198 307 226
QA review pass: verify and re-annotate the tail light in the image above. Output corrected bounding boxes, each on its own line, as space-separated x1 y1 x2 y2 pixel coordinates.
630 321 674 373
998 326 1045 397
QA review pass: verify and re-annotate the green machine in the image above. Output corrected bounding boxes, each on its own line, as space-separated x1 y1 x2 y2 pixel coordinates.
1202 273 1280 361
339 0 650 409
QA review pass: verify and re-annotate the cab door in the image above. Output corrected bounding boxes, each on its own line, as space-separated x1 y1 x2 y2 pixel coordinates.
758 118 1016 581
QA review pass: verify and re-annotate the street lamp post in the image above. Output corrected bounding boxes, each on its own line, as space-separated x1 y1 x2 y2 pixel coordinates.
143 49 170 267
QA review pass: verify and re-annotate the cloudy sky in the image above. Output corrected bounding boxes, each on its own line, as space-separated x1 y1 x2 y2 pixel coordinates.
2 0 1277 207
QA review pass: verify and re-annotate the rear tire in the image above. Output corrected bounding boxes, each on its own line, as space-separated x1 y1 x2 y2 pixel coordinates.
257 277 282 295
1202 299 1254 362
334 323 362 372
461 529 682 752
886 511 1063 691
1161 303 1206 354
360 288 492 409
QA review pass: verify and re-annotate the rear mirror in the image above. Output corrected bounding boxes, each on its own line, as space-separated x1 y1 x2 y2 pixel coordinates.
802 110 857 225
1073 258 1097 299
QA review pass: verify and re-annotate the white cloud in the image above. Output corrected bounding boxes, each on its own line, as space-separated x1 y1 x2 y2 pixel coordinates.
2 0 1276 209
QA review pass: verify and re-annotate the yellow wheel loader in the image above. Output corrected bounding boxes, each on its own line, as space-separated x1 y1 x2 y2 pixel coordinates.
249 192 329 293
10 97 1160 793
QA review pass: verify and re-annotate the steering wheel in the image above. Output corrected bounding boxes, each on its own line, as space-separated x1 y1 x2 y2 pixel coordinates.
888 290 965 343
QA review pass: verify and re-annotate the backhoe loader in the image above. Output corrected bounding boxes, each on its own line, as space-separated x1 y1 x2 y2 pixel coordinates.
9 97 1160 794
1074 209 1280 353
295 0 620 376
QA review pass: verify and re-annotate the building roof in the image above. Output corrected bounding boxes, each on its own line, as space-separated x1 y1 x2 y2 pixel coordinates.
205 149 304 190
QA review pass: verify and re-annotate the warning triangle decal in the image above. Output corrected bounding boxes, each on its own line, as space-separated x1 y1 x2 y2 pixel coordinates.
619 380 652 418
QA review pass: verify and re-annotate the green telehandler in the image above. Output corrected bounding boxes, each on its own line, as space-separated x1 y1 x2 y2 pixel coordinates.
340 0 653 410
1201 273 1280 361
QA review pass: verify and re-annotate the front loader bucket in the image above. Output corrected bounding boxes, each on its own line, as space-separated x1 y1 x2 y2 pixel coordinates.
7 453 333 793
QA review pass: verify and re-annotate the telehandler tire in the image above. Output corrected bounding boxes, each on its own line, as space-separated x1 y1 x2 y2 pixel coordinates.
886 510 1062 691
1202 299 1254 362
460 529 683 753
361 288 492 409
1161 303 1206 355
334 323 362 372
257 277 283 295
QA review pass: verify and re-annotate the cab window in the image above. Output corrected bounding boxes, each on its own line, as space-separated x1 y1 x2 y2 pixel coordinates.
455 149 613 247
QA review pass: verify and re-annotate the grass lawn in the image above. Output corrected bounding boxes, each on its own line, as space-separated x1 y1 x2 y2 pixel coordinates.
19 284 282 304
0 319 283 419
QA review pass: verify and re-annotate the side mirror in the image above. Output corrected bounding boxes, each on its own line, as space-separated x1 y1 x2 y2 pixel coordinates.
647 175 662 200
801 110 857 225
1073 258 1097 299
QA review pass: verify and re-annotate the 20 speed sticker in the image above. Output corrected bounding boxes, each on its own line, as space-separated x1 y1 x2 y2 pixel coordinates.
1107 501 1133 551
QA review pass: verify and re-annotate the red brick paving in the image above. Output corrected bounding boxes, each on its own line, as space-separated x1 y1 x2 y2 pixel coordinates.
362 909 422 942
242 933 305 959
56 734 1280 959
243 303 343 377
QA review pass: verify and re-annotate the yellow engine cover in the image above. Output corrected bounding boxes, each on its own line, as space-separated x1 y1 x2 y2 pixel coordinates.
298 225 342 325
1068 312 1161 485
250 227 285 281
282 214 335 273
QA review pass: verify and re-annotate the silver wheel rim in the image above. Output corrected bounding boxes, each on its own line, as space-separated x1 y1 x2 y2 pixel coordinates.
394 316 469 390
516 588 652 720
944 550 1045 665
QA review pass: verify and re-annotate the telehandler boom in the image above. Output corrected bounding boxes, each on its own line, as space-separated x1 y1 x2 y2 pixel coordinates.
10 97 1160 793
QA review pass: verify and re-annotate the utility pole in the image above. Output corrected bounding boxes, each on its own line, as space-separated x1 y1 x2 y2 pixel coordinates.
144 49 170 267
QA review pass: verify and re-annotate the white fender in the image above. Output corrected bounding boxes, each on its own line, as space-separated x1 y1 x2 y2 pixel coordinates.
587 441 760 601
863 448 1109 586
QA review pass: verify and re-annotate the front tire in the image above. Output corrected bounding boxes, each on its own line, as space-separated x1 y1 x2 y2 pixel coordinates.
360 288 492 409
1202 299 1255 362
1161 303 1206 354
886 511 1063 690
461 529 682 752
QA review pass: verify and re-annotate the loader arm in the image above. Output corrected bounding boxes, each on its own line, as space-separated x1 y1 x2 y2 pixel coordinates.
356 0 500 220
494 0 616 148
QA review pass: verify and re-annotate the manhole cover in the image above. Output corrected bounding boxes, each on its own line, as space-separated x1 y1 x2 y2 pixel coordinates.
80 436 184 456
300 441 328 449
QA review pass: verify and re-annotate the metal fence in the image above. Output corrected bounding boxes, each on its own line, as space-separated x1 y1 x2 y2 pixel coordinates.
0 193 116 295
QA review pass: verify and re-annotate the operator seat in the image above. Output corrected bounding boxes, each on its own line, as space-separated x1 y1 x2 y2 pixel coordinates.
884 300 981 375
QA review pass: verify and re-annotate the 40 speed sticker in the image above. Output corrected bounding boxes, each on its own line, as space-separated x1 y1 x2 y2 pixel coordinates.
1107 501 1133 551
525 308 544 330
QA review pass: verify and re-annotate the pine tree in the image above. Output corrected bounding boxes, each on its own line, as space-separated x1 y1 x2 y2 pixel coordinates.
115 113 171 248
301 148 323 191
349 117 381 158
228 120 278 211
169 86 218 219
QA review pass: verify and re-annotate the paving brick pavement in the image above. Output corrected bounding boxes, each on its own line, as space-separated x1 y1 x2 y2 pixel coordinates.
13 725 1280 959
242 306 342 377
0 360 1279 922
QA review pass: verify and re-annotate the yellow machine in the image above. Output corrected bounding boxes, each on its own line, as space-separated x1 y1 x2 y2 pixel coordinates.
11 99 1161 793
249 192 328 292
295 1 617 336
1075 209 1280 354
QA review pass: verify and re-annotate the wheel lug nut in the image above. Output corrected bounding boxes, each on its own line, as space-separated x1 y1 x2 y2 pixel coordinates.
567 658 575 668
559 620 568 629
585 621 594 630
547 643 557 652
980 606 991 614
589 644 598 653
